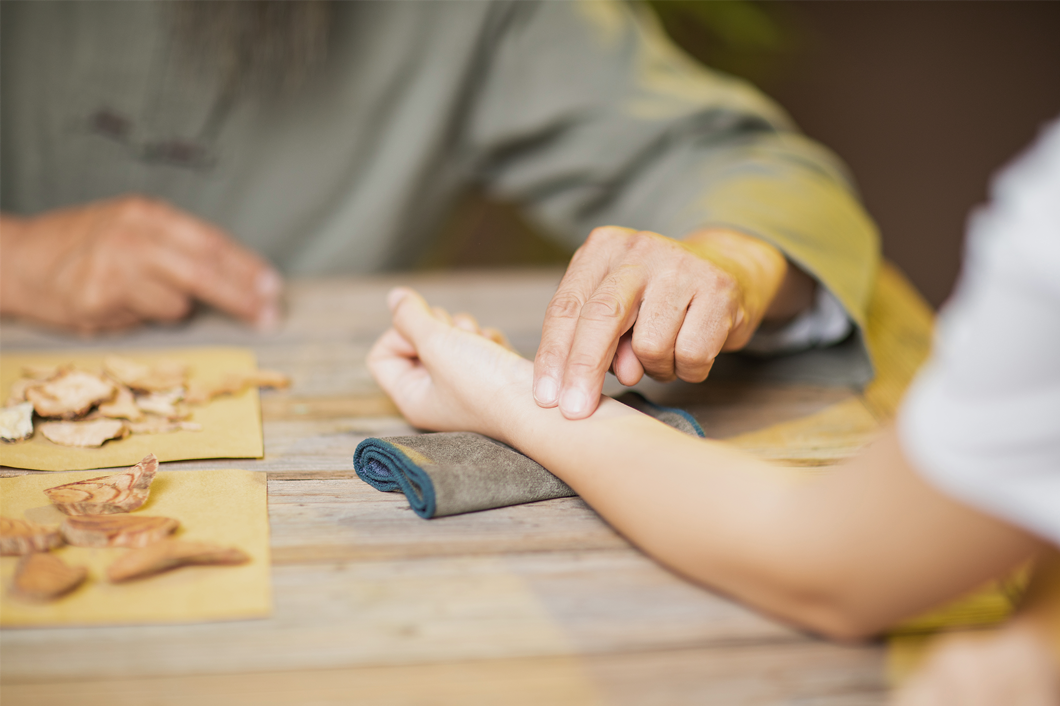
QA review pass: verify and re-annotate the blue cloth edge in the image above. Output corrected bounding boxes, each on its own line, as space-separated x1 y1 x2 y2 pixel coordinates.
353 438 437 519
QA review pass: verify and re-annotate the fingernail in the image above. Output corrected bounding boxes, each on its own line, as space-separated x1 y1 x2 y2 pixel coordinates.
534 377 558 406
256 269 282 298
256 305 280 332
386 288 408 312
559 388 588 417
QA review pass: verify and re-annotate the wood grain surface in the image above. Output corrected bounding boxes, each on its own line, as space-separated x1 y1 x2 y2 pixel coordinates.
0 264 931 705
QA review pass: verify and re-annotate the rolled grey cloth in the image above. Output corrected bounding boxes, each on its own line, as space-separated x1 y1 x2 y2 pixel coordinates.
353 392 705 518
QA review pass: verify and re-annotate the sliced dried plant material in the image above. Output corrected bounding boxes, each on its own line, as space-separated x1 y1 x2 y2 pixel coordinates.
5 378 43 407
26 369 116 419
12 552 88 601
61 514 179 549
103 355 188 393
0 402 35 443
107 538 249 583
39 419 128 448
44 453 158 515
126 417 202 435
21 364 62 380
184 369 291 405
134 389 187 419
96 385 144 421
0 517 63 556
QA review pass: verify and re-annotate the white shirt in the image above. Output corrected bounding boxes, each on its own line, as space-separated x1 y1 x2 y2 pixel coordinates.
899 118 1060 546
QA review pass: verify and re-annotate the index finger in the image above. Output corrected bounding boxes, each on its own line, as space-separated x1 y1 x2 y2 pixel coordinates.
556 264 648 419
534 248 612 407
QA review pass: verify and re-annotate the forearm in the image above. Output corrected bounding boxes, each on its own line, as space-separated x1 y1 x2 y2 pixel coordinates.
495 393 1041 639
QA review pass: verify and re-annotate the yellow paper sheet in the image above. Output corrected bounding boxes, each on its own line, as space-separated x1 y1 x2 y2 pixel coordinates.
0 468 271 626
0 347 264 471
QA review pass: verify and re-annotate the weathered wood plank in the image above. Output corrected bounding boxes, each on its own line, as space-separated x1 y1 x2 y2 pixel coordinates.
0 641 887 706
0 551 800 681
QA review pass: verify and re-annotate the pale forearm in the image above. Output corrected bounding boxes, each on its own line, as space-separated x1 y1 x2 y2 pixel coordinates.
497 393 1041 638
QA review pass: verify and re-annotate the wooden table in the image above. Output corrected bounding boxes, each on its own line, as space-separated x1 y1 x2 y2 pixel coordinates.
0 265 933 706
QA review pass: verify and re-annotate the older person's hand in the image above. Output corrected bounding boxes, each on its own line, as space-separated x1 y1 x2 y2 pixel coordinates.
0 196 282 334
533 226 814 419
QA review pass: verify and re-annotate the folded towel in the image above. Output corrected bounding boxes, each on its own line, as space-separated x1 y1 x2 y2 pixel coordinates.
353 392 705 519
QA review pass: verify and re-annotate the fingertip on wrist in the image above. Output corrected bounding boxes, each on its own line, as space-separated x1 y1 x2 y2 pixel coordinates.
559 387 590 419
533 376 559 407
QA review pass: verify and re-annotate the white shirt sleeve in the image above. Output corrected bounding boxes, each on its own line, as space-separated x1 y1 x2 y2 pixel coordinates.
897 117 1060 547
742 285 853 355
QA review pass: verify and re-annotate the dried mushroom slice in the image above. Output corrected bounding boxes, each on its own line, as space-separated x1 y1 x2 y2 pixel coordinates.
0 402 34 443
184 369 290 405
38 419 128 448
126 418 202 435
26 369 116 419
107 538 249 583
97 385 144 421
103 356 187 393
12 552 88 601
61 514 179 548
0 517 63 556
44 453 158 515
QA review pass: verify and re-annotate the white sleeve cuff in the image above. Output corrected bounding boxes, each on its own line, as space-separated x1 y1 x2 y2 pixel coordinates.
742 286 853 356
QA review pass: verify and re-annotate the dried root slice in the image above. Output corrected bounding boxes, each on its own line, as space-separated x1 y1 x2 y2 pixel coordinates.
0 402 34 443
107 539 249 583
5 378 43 407
184 369 290 405
97 385 144 421
126 418 202 435
61 514 179 549
104 356 188 393
0 517 63 556
38 419 128 448
12 553 88 601
26 369 116 420
134 389 187 419
44 453 158 515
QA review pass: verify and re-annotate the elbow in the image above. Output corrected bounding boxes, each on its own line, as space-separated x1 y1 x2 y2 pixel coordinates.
743 568 886 643
788 602 881 643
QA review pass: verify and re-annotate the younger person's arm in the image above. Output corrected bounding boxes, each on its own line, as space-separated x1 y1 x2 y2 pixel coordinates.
369 288 1043 640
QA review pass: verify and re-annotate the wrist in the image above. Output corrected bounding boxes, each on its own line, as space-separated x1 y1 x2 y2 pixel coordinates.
682 227 814 324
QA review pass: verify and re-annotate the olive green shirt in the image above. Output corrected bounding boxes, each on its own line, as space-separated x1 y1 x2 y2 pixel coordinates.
1 0 878 337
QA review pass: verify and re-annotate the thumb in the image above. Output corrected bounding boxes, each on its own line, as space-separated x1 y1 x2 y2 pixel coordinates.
387 287 444 348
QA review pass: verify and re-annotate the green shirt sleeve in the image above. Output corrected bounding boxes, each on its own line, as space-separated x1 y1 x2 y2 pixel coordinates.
462 0 880 335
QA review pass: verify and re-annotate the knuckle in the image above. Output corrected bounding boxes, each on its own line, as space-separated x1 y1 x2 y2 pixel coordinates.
580 291 626 323
545 294 583 323
631 335 670 363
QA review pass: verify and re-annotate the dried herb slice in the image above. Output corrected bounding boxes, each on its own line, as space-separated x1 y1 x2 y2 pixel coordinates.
38 419 128 448
107 539 249 582
104 356 188 393
0 402 34 443
61 514 179 548
0 517 63 556
26 370 116 420
44 454 158 515
12 553 88 601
